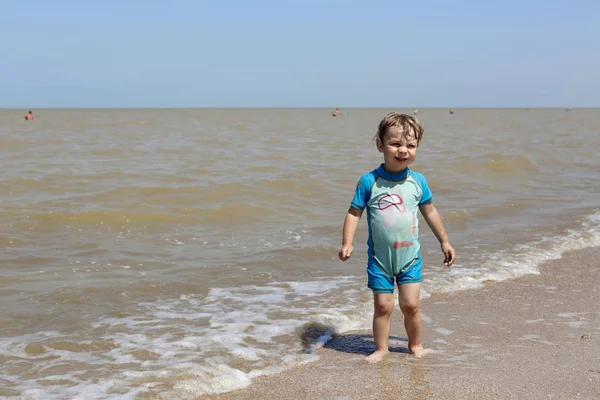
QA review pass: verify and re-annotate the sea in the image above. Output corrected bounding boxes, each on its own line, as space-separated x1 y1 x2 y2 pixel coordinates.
1 108 599 399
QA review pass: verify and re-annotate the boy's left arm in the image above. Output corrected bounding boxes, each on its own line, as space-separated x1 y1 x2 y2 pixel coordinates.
419 202 455 267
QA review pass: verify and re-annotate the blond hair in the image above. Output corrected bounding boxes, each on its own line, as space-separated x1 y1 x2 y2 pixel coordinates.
374 112 424 144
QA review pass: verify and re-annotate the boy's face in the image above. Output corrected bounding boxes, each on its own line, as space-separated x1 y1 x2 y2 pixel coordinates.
376 127 419 173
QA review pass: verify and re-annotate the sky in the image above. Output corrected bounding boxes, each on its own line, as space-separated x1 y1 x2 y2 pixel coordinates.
1 0 599 108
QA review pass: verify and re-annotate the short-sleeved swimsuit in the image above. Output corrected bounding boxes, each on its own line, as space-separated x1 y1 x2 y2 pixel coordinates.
351 165 433 293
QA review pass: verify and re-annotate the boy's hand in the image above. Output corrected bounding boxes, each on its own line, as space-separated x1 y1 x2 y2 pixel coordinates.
441 242 455 267
339 245 353 261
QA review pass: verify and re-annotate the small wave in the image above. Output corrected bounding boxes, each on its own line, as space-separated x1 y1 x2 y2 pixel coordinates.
425 210 600 296
30 210 193 226
102 185 206 200
21 205 273 228
93 120 156 127
200 204 272 225
452 153 538 175
1 277 369 399
5 177 45 188
444 201 531 223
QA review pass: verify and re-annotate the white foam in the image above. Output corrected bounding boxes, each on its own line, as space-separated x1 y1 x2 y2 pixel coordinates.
519 334 540 340
7 211 597 398
421 313 433 324
2 275 372 399
566 321 587 328
525 319 545 324
557 312 579 318
425 210 600 296
434 327 454 336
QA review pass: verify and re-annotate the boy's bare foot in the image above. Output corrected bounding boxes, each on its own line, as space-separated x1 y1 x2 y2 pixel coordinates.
409 344 431 358
364 349 389 363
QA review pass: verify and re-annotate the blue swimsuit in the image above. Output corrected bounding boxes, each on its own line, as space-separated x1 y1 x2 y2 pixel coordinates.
351 165 433 293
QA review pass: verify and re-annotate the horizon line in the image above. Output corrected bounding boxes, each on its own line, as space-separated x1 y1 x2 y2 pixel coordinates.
0 106 592 110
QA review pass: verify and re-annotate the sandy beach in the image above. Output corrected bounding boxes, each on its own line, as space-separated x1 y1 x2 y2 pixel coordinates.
204 247 600 400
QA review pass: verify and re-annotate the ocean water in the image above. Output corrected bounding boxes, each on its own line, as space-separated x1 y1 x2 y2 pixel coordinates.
1 108 599 399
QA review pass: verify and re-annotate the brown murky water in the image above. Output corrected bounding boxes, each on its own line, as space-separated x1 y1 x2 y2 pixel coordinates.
1 108 599 398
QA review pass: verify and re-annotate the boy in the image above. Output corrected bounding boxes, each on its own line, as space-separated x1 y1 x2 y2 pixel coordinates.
339 112 455 362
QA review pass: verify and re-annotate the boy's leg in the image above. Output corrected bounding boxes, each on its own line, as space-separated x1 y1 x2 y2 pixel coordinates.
397 282 428 357
365 291 394 363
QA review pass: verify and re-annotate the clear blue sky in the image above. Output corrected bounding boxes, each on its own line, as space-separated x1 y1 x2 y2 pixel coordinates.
1 0 599 108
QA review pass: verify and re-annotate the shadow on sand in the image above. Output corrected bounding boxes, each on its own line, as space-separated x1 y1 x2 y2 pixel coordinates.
298 321 409 355
324 333 410 356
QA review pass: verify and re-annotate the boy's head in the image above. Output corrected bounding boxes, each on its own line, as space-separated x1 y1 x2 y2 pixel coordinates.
374 113 424 173
374 112 423 146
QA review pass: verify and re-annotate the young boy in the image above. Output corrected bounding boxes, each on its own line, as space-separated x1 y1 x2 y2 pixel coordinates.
339 112 455 363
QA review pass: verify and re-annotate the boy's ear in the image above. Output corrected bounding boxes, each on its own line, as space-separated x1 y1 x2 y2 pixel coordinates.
376 137 384 152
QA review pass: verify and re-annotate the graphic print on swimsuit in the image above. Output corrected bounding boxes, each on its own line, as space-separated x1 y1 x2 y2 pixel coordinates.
367 176 421 277
376 192 413 248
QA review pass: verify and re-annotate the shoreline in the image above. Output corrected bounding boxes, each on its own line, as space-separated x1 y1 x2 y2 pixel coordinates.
203 247 600 399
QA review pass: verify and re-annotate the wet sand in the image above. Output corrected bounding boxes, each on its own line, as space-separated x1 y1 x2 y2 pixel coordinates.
203 247 600 399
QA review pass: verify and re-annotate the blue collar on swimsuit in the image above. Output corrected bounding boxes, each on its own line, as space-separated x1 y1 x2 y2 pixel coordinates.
375 164 410 181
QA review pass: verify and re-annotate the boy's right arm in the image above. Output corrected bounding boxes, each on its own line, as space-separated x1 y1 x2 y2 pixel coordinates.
339 207 363 261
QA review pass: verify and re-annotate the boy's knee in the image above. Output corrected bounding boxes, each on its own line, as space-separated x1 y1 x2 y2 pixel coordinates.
400 302 420 316
374 300 394 315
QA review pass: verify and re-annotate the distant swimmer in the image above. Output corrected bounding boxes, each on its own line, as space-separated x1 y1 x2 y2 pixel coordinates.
332 108 341 117
449 108 454 115
24 111 34 121
413 108 418 116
